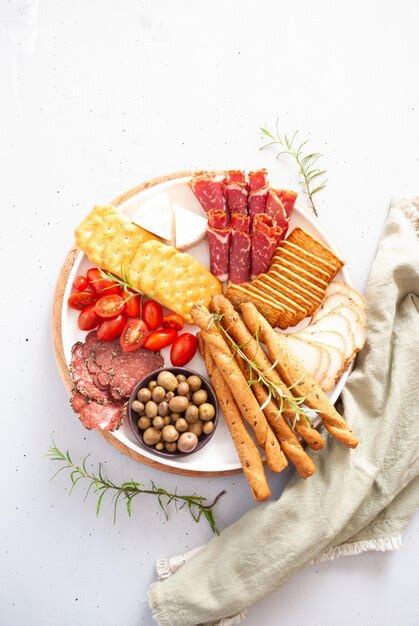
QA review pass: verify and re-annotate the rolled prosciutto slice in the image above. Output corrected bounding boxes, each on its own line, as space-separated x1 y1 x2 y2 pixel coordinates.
274 188 298 219
248 169 268 192
250 214 283 279
224 170 248 216
229 213 251 284
248 170 269 219
266 188 288 232
207 209 231 281
189 176 226 213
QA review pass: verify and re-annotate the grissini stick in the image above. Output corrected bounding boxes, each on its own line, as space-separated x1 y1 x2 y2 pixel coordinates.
212 294 324 453
197 334 271 501
191 305 287 473
240 303 358 448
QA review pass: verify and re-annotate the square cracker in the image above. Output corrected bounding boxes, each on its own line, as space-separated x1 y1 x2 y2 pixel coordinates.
271 247 331 281
83 212 129 267
282 240 337 276
268 269 322 315
154 251 222 322
269 263 325 299
138 245 178 296
102 223 160 278
75 205 117 251
127 240 167 291
245 283 297 327
286 228 344 275
257 273 312 311
270 258 328 290
225 284 288 329
253 275 308 321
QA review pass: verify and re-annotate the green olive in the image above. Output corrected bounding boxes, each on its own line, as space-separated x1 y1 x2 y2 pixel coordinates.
177 432 198 453
157 400 169 417
155 442 164 451
157 371 178 391
192 389 208 406
163 416 171 425
188 420 203 437
131 400 145 414
177 381 190 396
168 396 189 413
143 427 161 446
176 374 186 382
186 375 201 392
137 388 151 403
137 416 151 430
170 412 181 422
145 400 158 418
165 391 175 401
152 386 166 403
199 402 215 421
175 417 188 432
185 405 199 424
202 420 214 435
162 425 179 443
164 442 177 453
152 416 165 430
148 380 157 391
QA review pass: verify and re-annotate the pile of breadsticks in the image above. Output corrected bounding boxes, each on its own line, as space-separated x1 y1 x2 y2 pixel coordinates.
192 295 358 501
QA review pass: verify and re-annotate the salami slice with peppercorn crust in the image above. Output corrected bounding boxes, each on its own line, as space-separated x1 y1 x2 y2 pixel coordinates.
250 214 283 279
229 213 251 284
207 209 231 281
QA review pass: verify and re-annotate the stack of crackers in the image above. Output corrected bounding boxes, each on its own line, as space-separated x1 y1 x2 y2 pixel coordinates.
225 228 344 328
75 206 222 322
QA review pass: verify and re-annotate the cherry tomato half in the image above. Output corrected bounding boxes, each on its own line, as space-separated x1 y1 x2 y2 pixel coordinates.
170 333 198 367
87 268 121 296
68 291 97 310
123 289 142 318
97 314 127 341
143 328 178 351
142 299 163 330
73 275 90 291
78 304 101 331
162 312 184 331
120 319 148 353
94 294 125 318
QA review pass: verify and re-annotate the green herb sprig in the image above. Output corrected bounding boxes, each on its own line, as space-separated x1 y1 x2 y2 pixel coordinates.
260 119 327 216
47 442 225 534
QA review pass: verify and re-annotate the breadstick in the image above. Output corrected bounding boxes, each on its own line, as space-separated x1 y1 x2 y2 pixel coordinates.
213 295 317 477
191 305 287 473
241 303 358 448
198 334 271 501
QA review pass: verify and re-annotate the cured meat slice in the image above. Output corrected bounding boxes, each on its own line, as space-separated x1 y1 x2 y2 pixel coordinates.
70 393 124 431
248 169 268 192
70 342 112 404
189 176 226 213
274 189 298 218
250 214 283 279
248 186 269 218
207 209 231 281
106 350 164 398
225 182 248 215
229 213 251 284
225 170 245 183
265 189 288 232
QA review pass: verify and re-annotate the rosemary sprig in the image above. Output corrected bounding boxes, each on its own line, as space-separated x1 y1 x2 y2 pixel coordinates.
260 119 327 217
47 442 225 534
211 313 314 429
98 269 142 296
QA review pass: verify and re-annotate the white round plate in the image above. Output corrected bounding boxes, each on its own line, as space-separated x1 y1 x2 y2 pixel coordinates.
61 176 352 473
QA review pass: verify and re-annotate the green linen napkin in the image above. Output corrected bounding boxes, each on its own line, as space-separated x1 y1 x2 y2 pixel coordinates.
148 197 419 626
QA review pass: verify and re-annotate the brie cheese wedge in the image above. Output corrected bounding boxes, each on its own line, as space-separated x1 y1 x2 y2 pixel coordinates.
131 192 174 243
173 203 207 250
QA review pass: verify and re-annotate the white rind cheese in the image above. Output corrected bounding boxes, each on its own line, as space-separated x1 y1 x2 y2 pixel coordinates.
131 192 174 243
173 203 207 250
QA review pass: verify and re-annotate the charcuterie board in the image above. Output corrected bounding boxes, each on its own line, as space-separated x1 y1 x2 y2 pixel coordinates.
52 170 357 478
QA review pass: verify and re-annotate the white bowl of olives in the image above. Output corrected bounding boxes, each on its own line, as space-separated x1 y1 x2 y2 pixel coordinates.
127 368 219 457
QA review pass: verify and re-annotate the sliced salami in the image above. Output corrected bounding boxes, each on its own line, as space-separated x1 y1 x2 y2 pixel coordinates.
207 209 231 281
106 350 163 398
70 393 124 431
229 213 251 284
189 176 226 213
250 214 283 279
274 189 298 219
266 189 288 232
70 342 112 404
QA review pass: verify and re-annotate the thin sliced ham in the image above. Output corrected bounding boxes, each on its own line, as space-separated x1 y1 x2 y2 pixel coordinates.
296 329 347 355
229 213 251 284
248 169 268 191
189 176 226 213
207 209 231 282
310 342 346 391
250 214 283 279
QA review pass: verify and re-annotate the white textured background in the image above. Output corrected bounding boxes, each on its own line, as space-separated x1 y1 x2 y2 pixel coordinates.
1 1 418 625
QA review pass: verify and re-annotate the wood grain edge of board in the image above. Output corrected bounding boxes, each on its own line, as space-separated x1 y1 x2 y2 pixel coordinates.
51 169 241 478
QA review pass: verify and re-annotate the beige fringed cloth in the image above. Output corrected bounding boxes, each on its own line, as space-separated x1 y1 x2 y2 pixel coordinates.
148 198 419 626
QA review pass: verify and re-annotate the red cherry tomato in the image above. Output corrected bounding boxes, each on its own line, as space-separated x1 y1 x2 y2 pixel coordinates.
170 333 198 366
142 299 163 330
97 314 126 341
78 304 101 331
162 312 184 331
123 290 142 318
68 291 97 310
143 329 178 351
120 319 148 353
73 275 90 291
87 268 121 296
94 294 125 318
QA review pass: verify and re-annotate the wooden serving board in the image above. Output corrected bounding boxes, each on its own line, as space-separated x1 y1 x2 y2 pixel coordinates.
52 170 242 477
